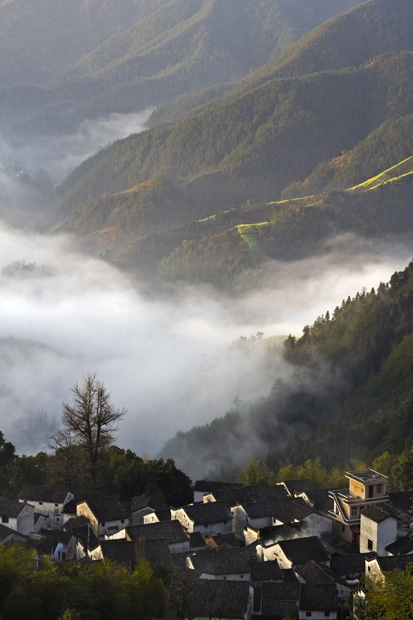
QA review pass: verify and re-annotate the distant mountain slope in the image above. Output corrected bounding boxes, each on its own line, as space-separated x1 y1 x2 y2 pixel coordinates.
0 0 362 135
151 0 413 126
160 260 413 476
0 0 169 88
282 116 413 197
58 51 413 214
58 153 413 287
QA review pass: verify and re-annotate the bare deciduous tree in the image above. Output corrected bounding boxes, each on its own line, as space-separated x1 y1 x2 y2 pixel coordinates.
56 373 126 491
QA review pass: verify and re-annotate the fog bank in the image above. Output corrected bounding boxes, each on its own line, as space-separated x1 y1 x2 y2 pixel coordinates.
0 220 411 459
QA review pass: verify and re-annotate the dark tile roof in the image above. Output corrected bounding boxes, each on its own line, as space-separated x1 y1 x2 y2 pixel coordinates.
190 531 206 550
126 520 188 544
135 537 174 568
188 547 251 576
272 499 313 523
169 575 251 619
281 568 299 582
131 494 166 513
386 537 413 555
303 489 334 513
64 516 99 549
261 599 298 618
19 486 69 504
205 533 242 548
0 498 27 517
181 501 232 525
330 553 367 578
375 555 413 572
281 479 316 496
295 560 335 585
98 540 135 568
194 480 244 493
248 559 283 583
213 485 288 509
0 523 27 542
80 496 128 522
361 504 398 523
62 499 77 514
260 582 301 602
300 583 337 611
277 536 330 566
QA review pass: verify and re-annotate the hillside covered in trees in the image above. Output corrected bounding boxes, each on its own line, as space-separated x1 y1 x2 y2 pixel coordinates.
0 0 361 136
161 260 413 479
51 0 413 289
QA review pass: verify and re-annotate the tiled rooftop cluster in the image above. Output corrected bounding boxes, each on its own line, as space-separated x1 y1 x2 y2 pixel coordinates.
1 472 412 620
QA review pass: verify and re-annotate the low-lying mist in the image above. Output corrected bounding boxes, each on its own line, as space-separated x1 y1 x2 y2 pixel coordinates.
1 221 411 461
1 110 412 478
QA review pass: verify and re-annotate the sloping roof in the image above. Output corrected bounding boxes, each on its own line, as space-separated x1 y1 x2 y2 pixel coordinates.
303 488 334 513
188 547 250 576
181 501 232 525
131 494 166 513
169 575 251 619
190 531 206 550
272 499 313 523
98 540 135 567
300 583 337 611
375 555 413 572
248 559 283 583
386 537 413 555
361 505 398 523
296 560 335 585
260 582 301 602
281 479 316 496
277 536 330 566
0 497 26 517
194 480 244 493
80 496 128 522
0 523 27 542
62 499 77 515
136 537 174 568
213 485 288 508
19 486 69 504
330 553 367 578
126 519 188 544
205 533 242 548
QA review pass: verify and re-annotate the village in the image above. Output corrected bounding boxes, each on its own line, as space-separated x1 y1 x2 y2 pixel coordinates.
1 468 412 620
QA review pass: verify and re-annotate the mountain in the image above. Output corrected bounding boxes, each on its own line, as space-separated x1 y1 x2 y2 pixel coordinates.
160 260 413 477
57 157 413 287
0 0 362 136
0 0 169 88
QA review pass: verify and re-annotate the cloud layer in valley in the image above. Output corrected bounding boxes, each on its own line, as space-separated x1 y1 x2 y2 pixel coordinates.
0 220 411 462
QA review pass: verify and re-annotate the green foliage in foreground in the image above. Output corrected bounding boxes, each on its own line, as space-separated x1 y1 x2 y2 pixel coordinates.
0 544 166 620
363 565 413 620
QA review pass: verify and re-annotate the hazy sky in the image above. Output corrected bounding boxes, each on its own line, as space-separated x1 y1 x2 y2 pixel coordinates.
0 111 412 461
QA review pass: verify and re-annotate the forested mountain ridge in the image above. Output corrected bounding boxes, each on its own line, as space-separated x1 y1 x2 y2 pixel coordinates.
0 0 361 136
57 157 413 288
0 0 170 88
58 50 413 212
161 260 413 478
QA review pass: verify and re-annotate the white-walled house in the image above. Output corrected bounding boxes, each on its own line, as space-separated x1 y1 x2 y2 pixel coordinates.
19 486 74 529
187 547 251 581
171 502 233 537
76 496 129 539
270 536 330 568
359 505 398 555
108 520 190 554
0 498 34 535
